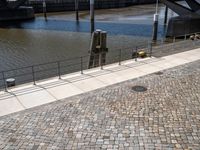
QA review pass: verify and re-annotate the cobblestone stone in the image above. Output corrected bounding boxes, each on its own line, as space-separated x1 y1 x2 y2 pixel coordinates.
0 60 200 149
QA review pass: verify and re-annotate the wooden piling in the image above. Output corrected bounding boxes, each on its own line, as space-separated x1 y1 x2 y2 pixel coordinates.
152 14 159 41
164 6 168 25
90 0 95 33
43 0 47 19
75 0 79 21
88 30 108 69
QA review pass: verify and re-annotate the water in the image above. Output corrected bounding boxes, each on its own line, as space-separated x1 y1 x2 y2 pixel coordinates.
0 3 178 72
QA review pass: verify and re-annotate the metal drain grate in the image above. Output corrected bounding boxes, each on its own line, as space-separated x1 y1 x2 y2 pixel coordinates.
132 86 147 92
154 71 164 75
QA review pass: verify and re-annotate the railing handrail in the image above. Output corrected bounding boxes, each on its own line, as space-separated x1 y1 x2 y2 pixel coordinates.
1 34 200 74
171 32 200 38
2 31 200 74
0 37 200 91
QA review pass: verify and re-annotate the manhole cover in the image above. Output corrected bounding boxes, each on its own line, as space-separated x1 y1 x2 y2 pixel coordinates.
154 71 164 75
132 86 147 92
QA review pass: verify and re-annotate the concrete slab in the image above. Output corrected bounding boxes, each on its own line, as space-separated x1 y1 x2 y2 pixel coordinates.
37 77 60 86
94 72 125 85
183 48 200 55
85 69 112 77
114 68 146 80
37 79 66 89
164 49 200 62
0 97 24 116
72 77 107 92
62 74 91 83
134 63 163 74
0 91 15 100
46 83 83 100
8 84 35 92
184 55 200 61
150 59 176 69
162 55 191 66
16 90 56 108
10 86 43 96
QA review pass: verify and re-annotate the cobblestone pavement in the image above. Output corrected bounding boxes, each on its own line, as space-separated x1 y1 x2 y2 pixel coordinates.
0 60 200 150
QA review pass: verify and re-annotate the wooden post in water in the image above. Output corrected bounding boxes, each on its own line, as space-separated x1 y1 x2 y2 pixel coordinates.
88 30 108 69
164 6 168 25
43 0 47 20
152 14 159 41
88 30 99 68
90 0 95 33
75 0 79 21
100 31 107 66
152 0 159 41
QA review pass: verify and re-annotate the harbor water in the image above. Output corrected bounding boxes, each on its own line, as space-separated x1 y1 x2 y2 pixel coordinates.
0 3 178 72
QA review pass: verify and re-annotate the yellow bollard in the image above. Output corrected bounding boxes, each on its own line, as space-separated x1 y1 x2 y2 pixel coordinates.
138 50 147 58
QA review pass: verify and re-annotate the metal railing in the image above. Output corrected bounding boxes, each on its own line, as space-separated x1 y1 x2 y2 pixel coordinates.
0 36 200 92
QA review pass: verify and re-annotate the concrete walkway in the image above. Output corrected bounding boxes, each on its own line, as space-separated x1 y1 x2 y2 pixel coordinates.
0 48 200 117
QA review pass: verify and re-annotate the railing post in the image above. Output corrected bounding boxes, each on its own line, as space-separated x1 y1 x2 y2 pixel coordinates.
184 34 187 40
160 38 163 50
2 72 7 92
31 66 36 85
149 42 153 57
173 36 176 43
135 46 138 61
118 49 121 65
100 52 103 70
80 57 83 74
162 38 164 45
132 48 134 59
172 36 175 50
193 36 196 48
57 61 61 79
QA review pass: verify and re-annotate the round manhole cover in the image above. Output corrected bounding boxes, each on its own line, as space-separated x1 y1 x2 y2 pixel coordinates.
154 71 164 75
132 86 147 92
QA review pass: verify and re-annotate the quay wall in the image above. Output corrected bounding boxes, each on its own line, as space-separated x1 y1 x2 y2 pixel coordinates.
26 0 157 13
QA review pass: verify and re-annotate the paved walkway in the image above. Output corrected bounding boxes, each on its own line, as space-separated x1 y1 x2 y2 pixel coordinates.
0 51 200 149
0 48 200 117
